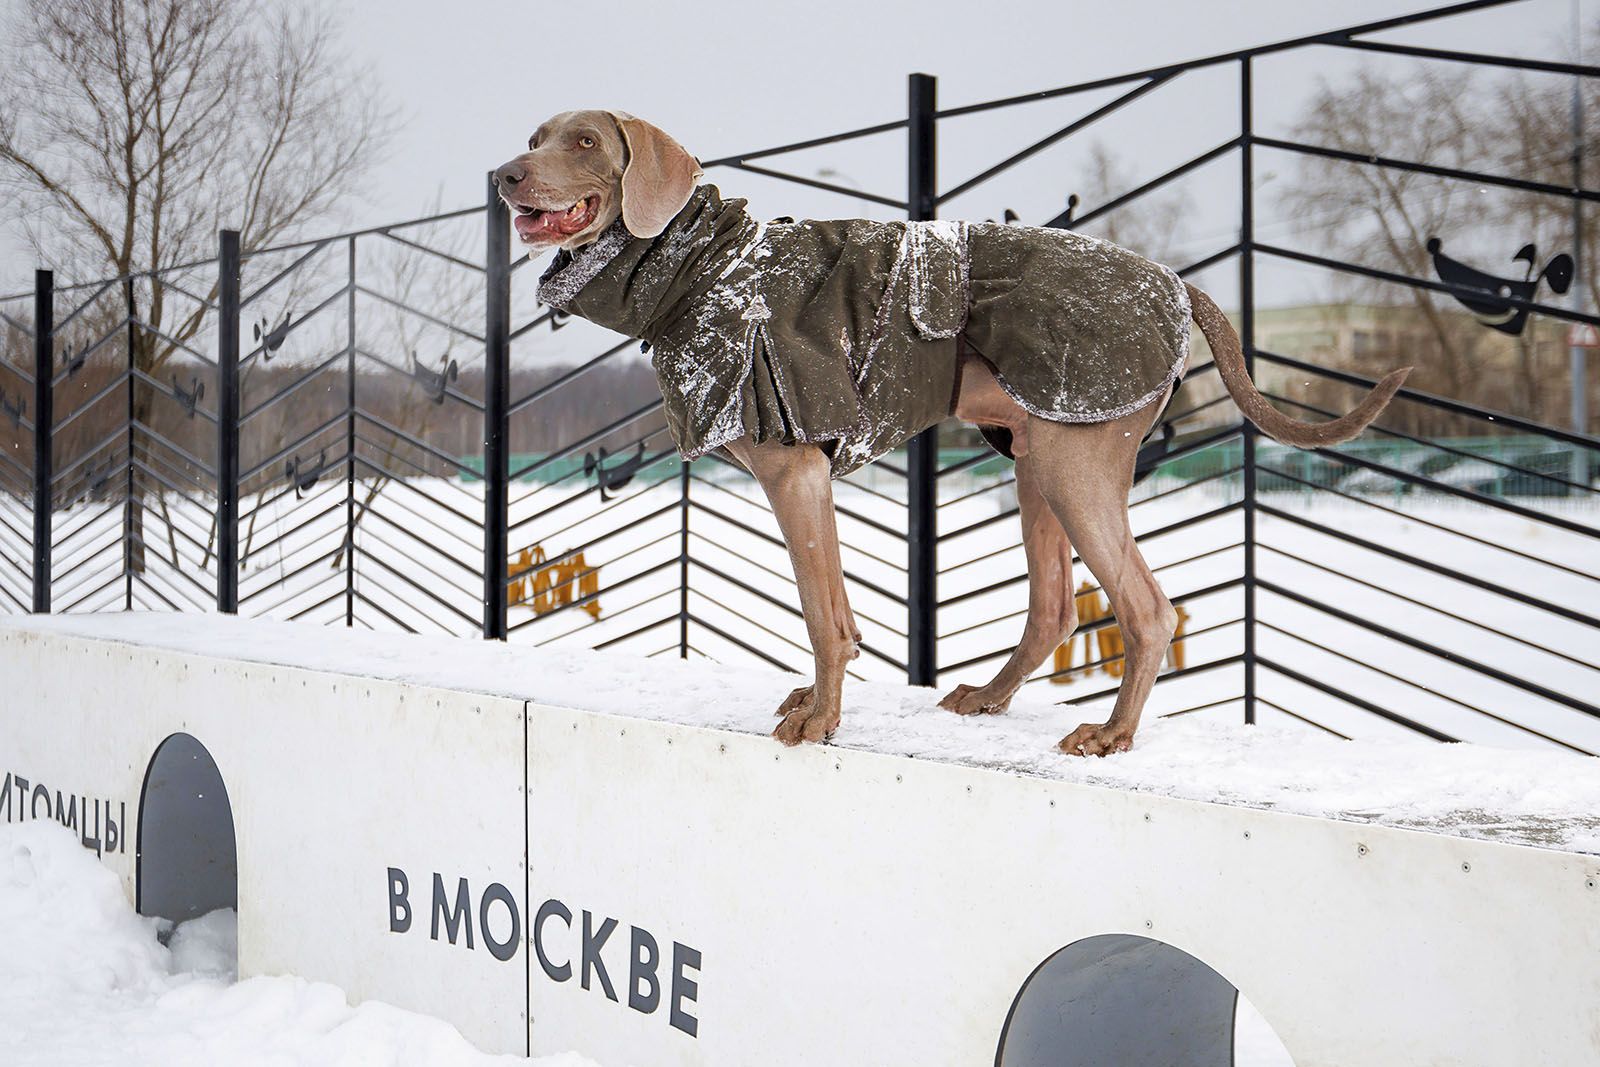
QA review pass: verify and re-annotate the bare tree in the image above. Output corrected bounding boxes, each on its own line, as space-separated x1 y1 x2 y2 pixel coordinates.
1278 67 1489 401
0 0 395 571
1480 50 1600 426
1071 139 1192 265
1275 52 1598 430
1 0 392 284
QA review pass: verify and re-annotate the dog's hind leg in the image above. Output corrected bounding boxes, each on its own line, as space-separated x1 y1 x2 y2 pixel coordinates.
937 461 1076 715
1022 400 1178 756
724 434 861 746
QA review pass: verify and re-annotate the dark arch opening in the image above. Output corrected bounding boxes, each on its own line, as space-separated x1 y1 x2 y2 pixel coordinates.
137 732 237 923
996 933 1273 1067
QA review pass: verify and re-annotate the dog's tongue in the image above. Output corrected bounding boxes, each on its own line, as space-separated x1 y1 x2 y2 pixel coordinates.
515 200 593 243
514 210 560 242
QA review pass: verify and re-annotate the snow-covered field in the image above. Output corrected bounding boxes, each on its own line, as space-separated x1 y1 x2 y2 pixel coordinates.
0 820 600 1067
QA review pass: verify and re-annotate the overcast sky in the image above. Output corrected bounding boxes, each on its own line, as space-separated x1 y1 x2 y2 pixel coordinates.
1 0 1591 304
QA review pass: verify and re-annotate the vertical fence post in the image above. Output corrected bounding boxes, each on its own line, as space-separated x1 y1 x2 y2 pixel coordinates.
124 278 137 608
31 270 53 614
484 173 511 640
1568 16 1588 483
346 236 357 626
906 71 939 687
1239 57 1257 726
679 459 690 657
217 230 241 614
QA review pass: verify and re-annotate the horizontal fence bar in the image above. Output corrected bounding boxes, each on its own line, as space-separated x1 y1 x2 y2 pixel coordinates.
377 230 485 275
931 0 1521 119
939 578 1242 675
1252 135 1600 203
687 555 903 672
1049 138 1242 229
685 613 799 674
1256 501 1600 628
698 118 910 169
685 495 909 606
508 337 636 415
1254 460 1597 582
1252 696 1350 740
1259 540 1596 672
1255 654 1460 742
1254 242 1600 329
1331 36 1600 79
51 279 121 331
940 73 1179 204
350 285 484 344
245 206 488 263
1280 440 1600 540
1050 652 1246 706
1254 349 1600 452
241 239 335 308
1256 578 1600 719
1260 387 1595 497
720 161 906 209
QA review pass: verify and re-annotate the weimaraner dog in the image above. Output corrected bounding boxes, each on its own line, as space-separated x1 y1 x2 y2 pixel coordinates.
493 111 1407 755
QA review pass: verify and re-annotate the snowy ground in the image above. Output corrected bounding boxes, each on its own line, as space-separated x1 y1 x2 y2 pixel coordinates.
0 820 602 1067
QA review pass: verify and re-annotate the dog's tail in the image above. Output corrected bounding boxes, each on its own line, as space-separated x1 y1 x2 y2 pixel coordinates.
1186 282 1409 449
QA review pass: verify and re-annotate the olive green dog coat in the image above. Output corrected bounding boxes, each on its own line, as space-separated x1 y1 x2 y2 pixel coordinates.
538 186 1189 477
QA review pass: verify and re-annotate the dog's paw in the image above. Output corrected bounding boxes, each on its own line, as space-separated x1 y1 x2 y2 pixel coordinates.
1058 721 1135 758
937 683 1012 716
773 705 840 747
775 685 815 717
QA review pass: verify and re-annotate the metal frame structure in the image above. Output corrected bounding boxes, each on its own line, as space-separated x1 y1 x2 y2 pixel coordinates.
0 0 1595 751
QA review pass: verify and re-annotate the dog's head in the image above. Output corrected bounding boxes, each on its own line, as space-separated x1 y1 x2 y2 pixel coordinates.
493 110 702 252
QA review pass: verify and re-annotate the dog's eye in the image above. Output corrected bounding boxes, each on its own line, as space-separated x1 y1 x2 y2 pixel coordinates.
577 135 596 149
527 135 537 150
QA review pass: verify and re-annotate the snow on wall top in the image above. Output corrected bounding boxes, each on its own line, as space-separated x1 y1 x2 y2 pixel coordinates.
4 611 1598 855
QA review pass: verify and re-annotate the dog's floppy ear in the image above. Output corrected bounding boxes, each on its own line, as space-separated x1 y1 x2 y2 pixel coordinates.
607 111 703 239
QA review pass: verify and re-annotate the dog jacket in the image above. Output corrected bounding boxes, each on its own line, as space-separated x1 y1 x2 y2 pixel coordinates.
537 185 1189 477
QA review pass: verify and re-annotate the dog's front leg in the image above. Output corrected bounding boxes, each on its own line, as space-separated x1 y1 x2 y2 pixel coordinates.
724 436 860 745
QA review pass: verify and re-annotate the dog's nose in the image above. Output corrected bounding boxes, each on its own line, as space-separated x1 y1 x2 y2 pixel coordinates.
493 162 525 192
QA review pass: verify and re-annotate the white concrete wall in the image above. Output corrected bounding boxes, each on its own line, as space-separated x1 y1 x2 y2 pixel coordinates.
3 623 1598 1065
0 625 529 1055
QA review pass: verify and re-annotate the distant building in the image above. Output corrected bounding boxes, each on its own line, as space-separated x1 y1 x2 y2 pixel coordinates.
1190 302 1588 436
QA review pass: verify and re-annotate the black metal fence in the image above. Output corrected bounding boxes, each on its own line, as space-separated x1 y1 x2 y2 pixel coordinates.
2 0 1597 752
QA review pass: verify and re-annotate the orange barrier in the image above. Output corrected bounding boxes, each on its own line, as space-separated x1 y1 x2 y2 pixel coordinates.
1051 584 1187 683
510 546 601 619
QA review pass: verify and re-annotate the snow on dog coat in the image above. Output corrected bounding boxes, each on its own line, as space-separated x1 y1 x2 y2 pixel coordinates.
537 185 1190 477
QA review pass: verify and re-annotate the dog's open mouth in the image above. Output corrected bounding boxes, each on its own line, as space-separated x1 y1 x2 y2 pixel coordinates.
512 196 599 244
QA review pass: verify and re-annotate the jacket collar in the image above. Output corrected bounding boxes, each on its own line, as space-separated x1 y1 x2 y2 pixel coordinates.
535 220 633 310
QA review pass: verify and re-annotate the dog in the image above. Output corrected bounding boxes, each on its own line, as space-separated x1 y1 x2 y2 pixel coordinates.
493 110 1408 755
